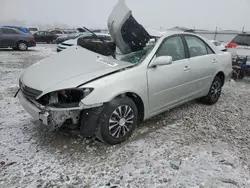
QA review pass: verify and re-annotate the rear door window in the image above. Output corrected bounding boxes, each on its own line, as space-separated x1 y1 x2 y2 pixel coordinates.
2 28 19 34
184 35 214 57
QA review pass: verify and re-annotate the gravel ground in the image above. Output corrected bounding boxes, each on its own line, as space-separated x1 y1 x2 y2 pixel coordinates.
1 44 250 188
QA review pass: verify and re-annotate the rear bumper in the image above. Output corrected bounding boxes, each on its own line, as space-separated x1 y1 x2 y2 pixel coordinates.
28 40 36 47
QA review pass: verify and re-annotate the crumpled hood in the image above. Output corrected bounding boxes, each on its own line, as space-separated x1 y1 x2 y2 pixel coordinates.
62 38 78 45
20 46 132 95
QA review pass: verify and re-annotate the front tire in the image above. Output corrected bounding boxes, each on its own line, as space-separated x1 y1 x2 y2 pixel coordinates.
201 76 222 105
96 97 138 145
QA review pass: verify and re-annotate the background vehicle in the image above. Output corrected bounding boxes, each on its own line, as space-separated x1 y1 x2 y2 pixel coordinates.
27 26 40 34
210 40 227 51
49 29 67 37
0 27 36 51
57 32 112 52
226 33 250 79
226 33 250 56
56 32 82 44
33 31 58 43
232 55 250 80
2 26 31 35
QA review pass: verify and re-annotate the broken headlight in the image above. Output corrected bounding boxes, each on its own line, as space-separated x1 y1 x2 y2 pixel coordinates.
37 88 94 108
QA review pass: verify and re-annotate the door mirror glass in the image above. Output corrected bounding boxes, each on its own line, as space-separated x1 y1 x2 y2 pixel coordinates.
150 56 173 67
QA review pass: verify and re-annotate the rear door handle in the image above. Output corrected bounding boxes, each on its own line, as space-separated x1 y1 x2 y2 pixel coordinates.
183 65 191 71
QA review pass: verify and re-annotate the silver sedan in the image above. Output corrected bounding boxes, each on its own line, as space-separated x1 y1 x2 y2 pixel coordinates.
17 0 232 145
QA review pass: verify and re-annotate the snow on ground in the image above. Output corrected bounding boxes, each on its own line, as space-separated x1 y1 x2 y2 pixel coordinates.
1 44 250 188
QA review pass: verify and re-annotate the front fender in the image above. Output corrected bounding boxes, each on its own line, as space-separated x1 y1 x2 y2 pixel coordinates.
79 66 149 111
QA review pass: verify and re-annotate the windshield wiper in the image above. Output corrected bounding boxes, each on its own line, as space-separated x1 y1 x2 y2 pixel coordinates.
82 26 116 59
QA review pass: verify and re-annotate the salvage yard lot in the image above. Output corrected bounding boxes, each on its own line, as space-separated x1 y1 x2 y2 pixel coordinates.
1 44 250 188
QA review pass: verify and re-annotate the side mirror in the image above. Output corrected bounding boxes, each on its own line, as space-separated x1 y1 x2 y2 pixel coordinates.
150 56 173 67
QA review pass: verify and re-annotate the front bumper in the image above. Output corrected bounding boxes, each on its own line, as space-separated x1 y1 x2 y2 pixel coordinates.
18 92 50 125
18 92 82 129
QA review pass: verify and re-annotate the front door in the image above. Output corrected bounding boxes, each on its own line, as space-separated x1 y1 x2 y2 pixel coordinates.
34 31 44 42
147 35 192 115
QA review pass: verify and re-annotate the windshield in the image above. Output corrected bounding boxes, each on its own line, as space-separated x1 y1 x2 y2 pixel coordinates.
120 45 154 64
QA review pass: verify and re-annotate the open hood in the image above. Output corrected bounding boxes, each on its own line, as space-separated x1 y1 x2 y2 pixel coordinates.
108 0 151 54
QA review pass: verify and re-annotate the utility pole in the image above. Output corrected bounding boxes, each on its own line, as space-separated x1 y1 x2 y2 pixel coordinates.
214 26 218 40
242 26 245 33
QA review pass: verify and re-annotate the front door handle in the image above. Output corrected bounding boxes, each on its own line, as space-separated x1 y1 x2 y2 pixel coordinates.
183 65 191 71
212 59 218 64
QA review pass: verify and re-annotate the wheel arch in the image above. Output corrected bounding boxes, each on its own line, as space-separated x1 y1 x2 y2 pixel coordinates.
17 40 28 45
215 71 225 86
112 92 145 123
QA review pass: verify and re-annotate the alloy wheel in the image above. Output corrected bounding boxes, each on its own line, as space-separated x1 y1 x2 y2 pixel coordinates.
108 105 134 139
19 43 27 51
210 80 221 100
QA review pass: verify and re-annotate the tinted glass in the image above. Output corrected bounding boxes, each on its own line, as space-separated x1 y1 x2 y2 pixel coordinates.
2 28 19 34
156 36 186 61
185 35 208 57
231 34 250 46
29 28 38 31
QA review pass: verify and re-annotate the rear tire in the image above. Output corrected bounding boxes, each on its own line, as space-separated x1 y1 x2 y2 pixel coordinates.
96 97 138 145
200 76 222 105
17 41 28 51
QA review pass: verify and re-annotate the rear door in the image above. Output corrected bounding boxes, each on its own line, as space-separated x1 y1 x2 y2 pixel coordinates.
1 28 20 47
43 31 51 42
183 34 218 96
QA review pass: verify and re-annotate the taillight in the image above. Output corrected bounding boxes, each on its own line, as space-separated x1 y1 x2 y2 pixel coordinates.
31 35 35 40
226 43 238 48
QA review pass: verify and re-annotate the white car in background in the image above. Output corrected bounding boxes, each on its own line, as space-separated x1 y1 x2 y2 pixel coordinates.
210 40 227 51
27 26 40 34
57 32 112 52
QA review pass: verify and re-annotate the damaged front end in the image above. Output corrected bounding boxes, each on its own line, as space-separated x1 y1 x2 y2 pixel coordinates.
17 81 100 130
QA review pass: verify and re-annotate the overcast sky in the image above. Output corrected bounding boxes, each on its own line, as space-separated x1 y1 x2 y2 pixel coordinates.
1 0 250 30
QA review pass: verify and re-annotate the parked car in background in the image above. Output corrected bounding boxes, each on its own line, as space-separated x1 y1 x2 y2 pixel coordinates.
56 32 82 44
2 26 31 35
210 40 227 51
91 29 109 34
0 27 36 51
33 31 58 43
17 0 232 145
226 33 250 56
64 29 79 34
57 32 112 52
27 26 40 34
50 29 67 37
